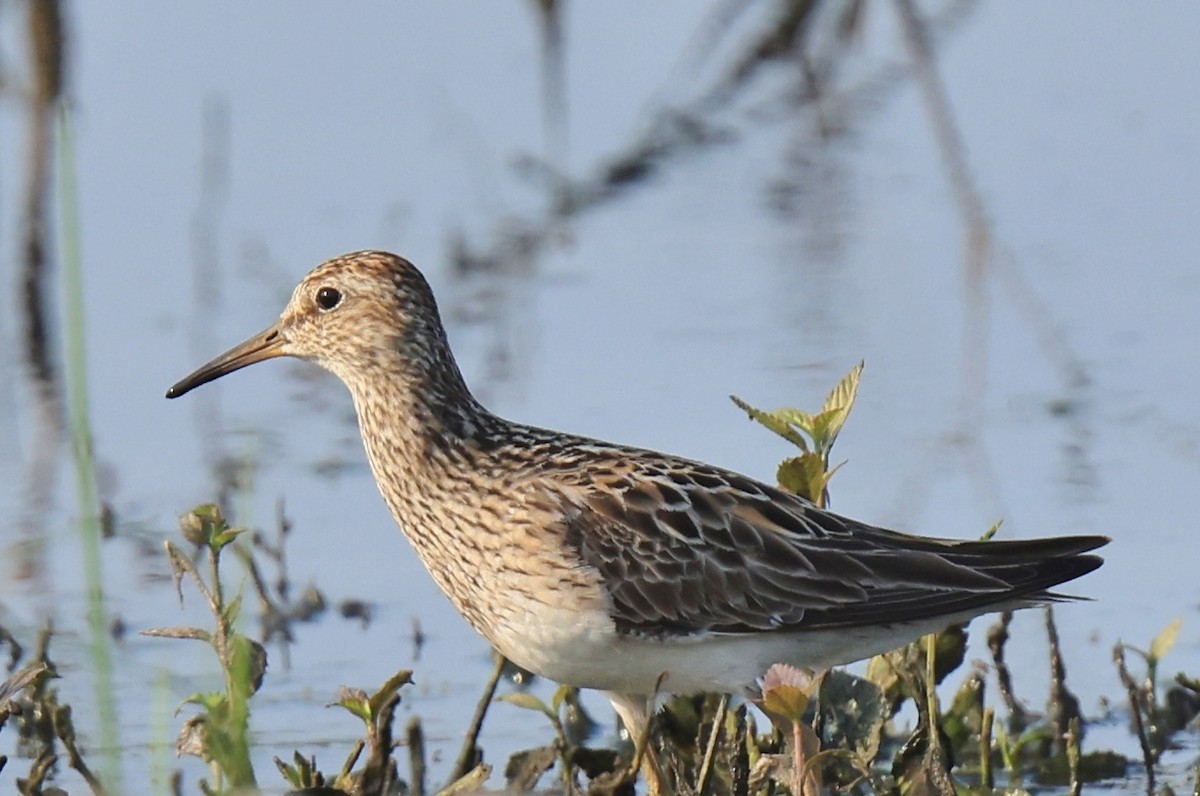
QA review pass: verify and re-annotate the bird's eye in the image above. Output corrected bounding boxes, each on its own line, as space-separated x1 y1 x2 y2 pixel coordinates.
315 286 342 311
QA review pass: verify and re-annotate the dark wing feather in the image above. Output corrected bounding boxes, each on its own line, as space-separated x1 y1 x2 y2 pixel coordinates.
563 463 1106 637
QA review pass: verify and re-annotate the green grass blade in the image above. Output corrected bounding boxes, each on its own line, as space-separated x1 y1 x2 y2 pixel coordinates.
57 101 122 791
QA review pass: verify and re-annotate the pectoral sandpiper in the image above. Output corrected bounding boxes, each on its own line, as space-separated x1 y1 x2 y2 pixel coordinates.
167 251 1106 786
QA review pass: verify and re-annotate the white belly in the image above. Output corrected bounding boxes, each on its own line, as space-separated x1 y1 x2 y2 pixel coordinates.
484 596 985 697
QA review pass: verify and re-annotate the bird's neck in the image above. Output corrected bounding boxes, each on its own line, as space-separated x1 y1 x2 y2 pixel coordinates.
343 347 502 505
344 354 520 637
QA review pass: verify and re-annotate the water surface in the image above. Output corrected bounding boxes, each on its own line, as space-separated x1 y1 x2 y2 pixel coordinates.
1 1 1197 791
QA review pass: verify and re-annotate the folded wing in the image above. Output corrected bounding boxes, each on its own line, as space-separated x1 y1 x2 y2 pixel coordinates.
562 463 1106 637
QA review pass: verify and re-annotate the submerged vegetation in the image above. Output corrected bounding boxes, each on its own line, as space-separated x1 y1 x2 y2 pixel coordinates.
4 365 1198 794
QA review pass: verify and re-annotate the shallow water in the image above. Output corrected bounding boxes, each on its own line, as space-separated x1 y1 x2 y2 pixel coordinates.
1 1 1198 791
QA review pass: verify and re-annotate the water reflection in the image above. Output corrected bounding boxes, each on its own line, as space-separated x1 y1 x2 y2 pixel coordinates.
185 97 232 485
14 0 67 584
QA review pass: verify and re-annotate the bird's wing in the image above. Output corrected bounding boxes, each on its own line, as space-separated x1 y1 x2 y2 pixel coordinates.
558 461 1105 637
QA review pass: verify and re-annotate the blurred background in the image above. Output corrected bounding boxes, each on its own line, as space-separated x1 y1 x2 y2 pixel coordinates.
0 0 1197 790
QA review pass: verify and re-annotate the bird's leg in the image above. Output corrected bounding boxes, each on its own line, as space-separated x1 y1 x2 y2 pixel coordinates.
604 689 669 795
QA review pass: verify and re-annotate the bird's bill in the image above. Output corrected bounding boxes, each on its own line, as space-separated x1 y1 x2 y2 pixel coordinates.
166 325 286 398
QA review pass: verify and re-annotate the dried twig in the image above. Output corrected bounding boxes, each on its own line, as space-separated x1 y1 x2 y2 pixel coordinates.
987 612 1028 731
407 716 427 796
695 693 729 796
1113 643 1154 795
1045 607 1082 757
449 652 506 783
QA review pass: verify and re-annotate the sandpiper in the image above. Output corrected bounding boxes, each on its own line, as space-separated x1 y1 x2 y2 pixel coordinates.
167 251 1106 782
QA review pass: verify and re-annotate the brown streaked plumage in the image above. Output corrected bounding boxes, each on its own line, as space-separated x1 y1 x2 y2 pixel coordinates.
167 251 1107 781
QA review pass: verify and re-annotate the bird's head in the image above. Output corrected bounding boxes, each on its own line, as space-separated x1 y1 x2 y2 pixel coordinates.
167 251 452 399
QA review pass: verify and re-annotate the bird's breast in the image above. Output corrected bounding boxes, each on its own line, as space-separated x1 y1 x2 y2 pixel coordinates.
371 459 616 654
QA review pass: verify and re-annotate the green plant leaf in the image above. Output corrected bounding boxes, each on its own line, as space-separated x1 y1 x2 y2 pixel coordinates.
1009 725 1054 758
190 503 225 526
762 683 810 725
274 752 320 788
761 663 821 725
1177 672 1200 694
140 626 212 643
773 408 817 438
730 396 810 451
805 408 844 450
814 361 863 448
229 634 268 697
818 670 888 763
334 686 373 724
823 360 864 417
181 691 227 713
367 669 414 718
212 525 248 551
776 454 827 502
220 593 244 629
274 756 303 787
1149 617 1182 663
941 672 984 759
550 683 573 715
497 692 558 724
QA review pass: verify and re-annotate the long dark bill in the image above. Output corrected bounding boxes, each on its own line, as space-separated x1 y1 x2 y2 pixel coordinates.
166 326 285 399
